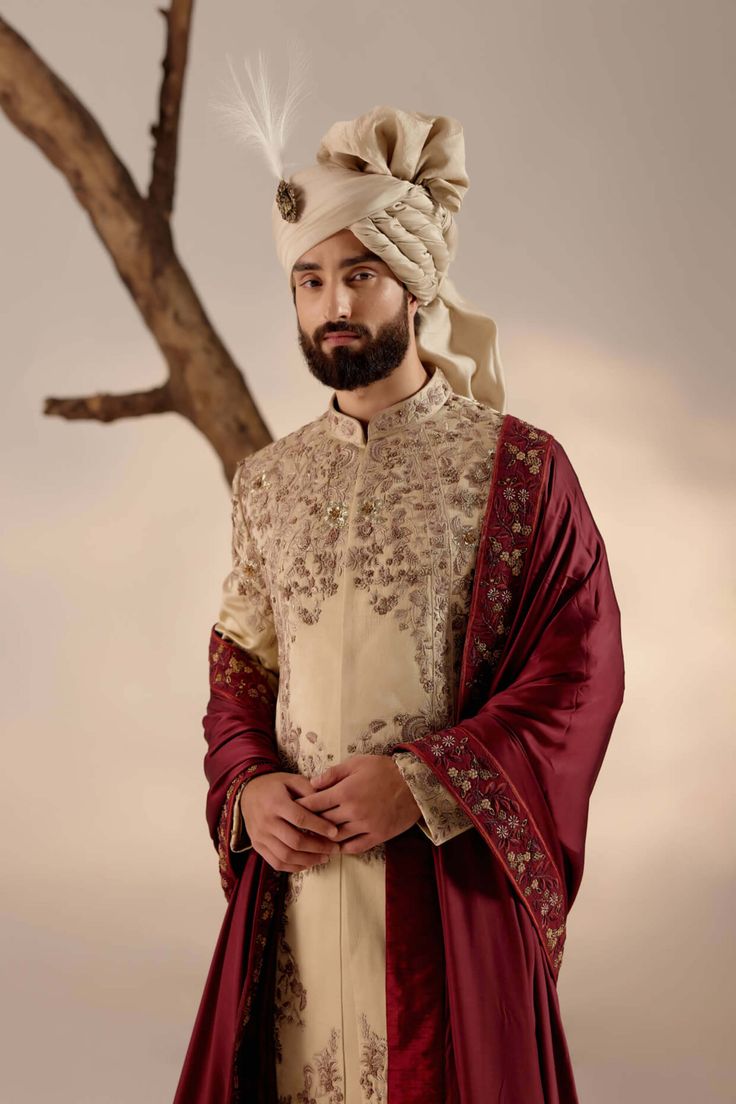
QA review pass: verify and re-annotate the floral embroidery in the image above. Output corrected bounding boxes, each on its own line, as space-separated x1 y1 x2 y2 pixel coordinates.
324 501 349 527
325 364 450 444
277 1026 345 1104
344 710 434 756
252 470 271 489
274 905 308 1063
209 626 278 707
214 459 280 679
393 416 571 976
392 750 473 844
311 1028 344 1102
358 1012 388 1102
282 858 332 908
407 726 567 973
239 377 503 732
217 762 274 897
278 720 336 778
397 415 569 975
276 1014 387 1104
456 416 550 721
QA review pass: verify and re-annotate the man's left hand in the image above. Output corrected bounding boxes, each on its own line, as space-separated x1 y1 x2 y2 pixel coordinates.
294 754 422 854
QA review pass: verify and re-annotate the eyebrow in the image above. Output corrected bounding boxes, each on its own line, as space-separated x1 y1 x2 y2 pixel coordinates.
291 251 383 276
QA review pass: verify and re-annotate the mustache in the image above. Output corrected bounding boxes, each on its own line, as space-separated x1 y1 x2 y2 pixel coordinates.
321 325 364 337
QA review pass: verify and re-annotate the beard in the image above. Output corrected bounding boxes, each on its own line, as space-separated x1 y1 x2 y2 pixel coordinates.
297 291 413 391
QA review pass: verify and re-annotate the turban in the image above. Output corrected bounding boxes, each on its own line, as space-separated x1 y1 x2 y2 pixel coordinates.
271 105 506 413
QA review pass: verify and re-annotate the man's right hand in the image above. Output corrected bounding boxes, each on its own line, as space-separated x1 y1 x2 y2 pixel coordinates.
241 771 341 873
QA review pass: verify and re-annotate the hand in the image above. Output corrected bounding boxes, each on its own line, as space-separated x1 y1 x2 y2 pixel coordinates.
241 771 341 873
295 754 422 855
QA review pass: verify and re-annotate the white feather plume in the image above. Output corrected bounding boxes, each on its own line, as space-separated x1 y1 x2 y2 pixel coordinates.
210 42 313 181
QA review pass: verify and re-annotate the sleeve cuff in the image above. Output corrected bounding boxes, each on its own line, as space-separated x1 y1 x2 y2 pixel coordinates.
229 779 254 853
393 750 474 846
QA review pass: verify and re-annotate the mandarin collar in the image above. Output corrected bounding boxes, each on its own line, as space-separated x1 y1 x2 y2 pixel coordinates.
323 364 453 447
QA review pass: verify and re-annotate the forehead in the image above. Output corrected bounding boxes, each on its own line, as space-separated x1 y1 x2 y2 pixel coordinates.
292 229 384 275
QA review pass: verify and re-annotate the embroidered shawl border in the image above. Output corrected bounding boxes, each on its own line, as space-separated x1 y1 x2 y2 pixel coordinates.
400 414 568 977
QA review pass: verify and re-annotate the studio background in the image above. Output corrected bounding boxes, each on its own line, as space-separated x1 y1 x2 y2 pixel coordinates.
1 1 733 1101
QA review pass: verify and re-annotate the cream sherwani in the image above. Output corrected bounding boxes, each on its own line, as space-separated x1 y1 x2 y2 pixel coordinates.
214 364 504 1103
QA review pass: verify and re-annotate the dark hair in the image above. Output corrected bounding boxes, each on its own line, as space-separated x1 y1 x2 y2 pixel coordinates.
291 283 424 335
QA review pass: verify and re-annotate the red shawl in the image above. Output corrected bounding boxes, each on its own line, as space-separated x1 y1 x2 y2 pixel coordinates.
173 414 625 1104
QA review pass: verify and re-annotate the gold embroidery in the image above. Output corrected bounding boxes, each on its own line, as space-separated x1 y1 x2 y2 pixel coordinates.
324 500 349 527
217 764 262 895
239 387 503 729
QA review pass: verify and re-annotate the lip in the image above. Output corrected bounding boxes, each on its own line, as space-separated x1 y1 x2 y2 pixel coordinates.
324 333 360 343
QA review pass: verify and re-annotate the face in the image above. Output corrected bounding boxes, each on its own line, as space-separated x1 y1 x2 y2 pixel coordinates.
292 228 418 391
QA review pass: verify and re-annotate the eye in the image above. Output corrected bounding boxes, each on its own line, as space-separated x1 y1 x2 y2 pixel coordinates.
300 271 376 289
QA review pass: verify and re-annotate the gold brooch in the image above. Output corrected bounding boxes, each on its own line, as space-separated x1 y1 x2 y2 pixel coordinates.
276 179 300 222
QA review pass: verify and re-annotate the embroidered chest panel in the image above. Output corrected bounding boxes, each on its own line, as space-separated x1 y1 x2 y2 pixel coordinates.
238 397 504 722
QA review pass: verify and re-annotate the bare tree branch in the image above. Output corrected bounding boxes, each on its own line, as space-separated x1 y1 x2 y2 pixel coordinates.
44 384 173 422
0 7 275 485
148 0 192 218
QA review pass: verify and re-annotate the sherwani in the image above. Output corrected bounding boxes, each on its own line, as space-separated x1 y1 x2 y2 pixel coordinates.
214 364 505 1103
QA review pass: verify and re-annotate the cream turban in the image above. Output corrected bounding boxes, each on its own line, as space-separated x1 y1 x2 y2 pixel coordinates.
271 105 506 413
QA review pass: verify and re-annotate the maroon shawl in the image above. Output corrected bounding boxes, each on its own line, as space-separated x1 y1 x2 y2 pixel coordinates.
173 414 625 1104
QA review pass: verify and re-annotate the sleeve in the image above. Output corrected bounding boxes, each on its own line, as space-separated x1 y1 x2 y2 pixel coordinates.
215 459 279 678
209 458 281 860
393 750 474 845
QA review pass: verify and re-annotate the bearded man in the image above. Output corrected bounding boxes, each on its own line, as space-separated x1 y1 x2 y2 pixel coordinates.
173 105 625 1104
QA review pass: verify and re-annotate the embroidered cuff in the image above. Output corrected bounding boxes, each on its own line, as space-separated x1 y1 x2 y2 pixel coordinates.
230 779 254 853
393 750 474 845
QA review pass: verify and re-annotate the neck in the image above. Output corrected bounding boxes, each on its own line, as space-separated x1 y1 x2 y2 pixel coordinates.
334 354 430 426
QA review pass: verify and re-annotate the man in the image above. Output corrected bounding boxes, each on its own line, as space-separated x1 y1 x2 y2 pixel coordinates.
174 106 625 1104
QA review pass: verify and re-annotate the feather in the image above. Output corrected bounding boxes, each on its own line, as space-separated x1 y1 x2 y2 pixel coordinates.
210 42 313 181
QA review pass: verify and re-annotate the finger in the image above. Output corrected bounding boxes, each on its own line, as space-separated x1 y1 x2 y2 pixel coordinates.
283 797 341 837
295 784 346 813
298 806 345 827
271 819 341 855
330 821 365 843
256 841 305 874
267 833 336 867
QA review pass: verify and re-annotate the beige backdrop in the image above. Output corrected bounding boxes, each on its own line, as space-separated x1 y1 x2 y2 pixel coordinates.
1 1 733 1101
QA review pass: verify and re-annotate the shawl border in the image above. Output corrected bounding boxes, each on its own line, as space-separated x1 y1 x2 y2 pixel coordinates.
395 412 568 977
457 412 551 718
403 728 566 976
216 763 275 900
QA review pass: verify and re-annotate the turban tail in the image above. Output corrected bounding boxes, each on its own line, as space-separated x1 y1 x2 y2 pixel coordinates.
271 106 507 413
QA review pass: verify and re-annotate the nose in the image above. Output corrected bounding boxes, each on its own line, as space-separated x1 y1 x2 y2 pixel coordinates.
321 281 353 327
